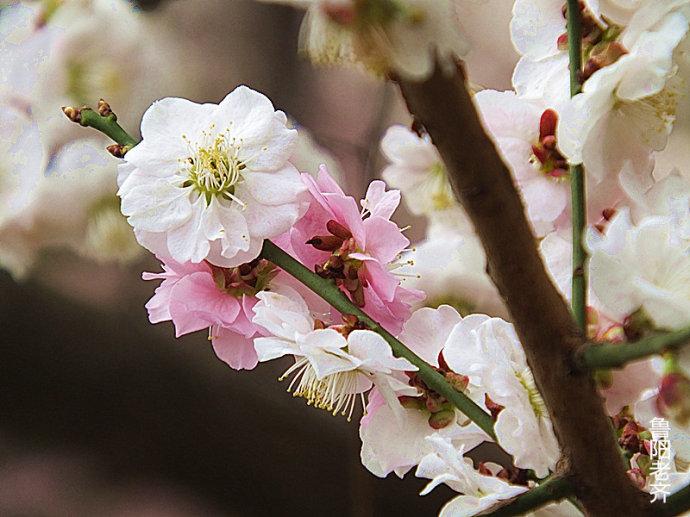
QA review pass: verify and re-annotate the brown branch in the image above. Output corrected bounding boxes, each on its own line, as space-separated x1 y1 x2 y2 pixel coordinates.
396 62 651 516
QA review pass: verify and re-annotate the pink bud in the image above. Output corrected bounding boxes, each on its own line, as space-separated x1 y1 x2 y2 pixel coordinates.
539 109 559 140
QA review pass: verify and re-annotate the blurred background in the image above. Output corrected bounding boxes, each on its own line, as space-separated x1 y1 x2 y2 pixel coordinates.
0 0 519 515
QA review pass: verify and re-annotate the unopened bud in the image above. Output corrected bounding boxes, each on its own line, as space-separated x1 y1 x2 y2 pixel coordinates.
62 106 82 123
398 395 425 410
306 235 343 252
445 372 469 392
619 421 642 452
539 109 559 140
97 99 115 119
106 143 131 158
425 394 445 413
428 408 455 429
485 394 504 420
326 219 352 240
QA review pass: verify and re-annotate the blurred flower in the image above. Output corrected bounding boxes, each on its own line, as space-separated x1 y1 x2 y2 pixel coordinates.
398 228 506 318
264 0 468 78
0 130 140 278
118 86 308 267
290 167 423 333
380 124 457 217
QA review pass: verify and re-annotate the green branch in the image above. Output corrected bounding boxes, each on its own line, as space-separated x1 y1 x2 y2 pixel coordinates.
260 240 497 440
62 103 138 150
566 0 587 332
479 476 573 517
577 326 690 369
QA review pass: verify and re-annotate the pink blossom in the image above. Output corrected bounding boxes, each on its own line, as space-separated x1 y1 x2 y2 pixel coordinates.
291 166 423 333
143 257 280 370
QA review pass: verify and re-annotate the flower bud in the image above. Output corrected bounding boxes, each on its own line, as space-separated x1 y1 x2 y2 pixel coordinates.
97 98 115 119
428 408 455 429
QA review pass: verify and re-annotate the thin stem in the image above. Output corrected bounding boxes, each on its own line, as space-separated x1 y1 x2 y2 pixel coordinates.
260 240 497 440
566 0 587 332
479 476 574 517
577 326 690 369
79 109 139 148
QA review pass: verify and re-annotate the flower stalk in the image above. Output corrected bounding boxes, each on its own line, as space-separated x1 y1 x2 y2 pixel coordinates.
566 0 588 331
577 326 690 370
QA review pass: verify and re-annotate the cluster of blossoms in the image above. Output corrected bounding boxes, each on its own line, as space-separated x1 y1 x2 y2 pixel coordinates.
123 81 566 513
6 0 690 514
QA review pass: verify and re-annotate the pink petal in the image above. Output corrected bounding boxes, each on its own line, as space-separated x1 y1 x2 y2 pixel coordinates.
211 327 259 370
362 216 409 263
169 272 241 336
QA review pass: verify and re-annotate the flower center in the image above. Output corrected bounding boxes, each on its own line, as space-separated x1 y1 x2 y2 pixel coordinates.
183 131 245 205
280 358 366 421
427 162 455 211
531 109 570 181
208 259 278 298
308 219 368 306
516 368 547 418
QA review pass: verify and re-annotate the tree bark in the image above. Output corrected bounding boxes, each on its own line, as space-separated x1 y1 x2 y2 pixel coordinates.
397 62 651 516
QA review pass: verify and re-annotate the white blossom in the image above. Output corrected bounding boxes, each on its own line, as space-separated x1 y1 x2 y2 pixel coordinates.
263 0 469 79
415 434 528 517
588 209 690 331
118 86 308 267
252 287 417 420
443 315 560 477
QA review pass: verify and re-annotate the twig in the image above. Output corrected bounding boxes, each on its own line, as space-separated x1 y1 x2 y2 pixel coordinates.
62 102 138 150
578 326 690 369
566 0 588 331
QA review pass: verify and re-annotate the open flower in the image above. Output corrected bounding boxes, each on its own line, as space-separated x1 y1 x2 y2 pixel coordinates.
118 86 308 268
415 434 528 517
557 3 689 165
475 89 631 236
443 315 560 477
359 306 491 478
143 255 289 370
252 287 417 420
588 209 690 331
264 0 468 78
290 166 423 333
